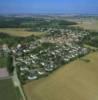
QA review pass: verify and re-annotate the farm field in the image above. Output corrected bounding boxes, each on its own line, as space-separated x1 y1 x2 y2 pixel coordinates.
76 20 98 31
0 79 21 100
68 18 98 31
0 28 44 37
23 52 98 100
0 56 8 68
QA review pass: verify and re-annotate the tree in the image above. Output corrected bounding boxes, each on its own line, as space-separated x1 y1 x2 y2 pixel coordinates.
7 54 14 74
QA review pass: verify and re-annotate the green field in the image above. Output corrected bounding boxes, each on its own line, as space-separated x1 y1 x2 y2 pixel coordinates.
0 79 22 100
0 56 8 68
0 28 45 37
23 52 98 100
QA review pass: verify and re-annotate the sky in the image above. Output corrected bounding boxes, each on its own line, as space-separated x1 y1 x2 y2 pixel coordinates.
0 0 98 14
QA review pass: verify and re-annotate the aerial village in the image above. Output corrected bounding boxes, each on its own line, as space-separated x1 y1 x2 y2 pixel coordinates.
0 27 91 83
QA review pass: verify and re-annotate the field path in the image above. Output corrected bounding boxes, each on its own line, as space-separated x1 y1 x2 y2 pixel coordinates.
12 56 26 100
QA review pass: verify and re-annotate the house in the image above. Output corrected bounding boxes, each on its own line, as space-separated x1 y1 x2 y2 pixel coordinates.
37 68 48 76
27 76 38 80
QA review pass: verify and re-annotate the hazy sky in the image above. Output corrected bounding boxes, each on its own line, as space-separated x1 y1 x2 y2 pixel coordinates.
0 0 98 14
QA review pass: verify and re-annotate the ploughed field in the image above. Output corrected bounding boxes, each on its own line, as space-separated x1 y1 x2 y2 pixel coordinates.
23 52 98 100
0 28 44 37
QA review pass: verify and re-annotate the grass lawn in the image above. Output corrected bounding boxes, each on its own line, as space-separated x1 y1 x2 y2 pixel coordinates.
23 52 98 100
0 28 45 37
0 79 22 100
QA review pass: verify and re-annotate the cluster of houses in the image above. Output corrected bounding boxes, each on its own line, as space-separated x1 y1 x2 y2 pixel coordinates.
0 27 90 82
15 44 89 81
40 28 89 45
13 28 90 82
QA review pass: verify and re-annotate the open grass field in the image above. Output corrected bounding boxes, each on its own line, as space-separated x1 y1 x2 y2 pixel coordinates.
23 52 98 100
0 28 45 37
0 79 22 100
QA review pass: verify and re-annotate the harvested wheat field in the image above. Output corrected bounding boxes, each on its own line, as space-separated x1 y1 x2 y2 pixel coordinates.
23 52 98 100
71 19 98 31
0 28 44 37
